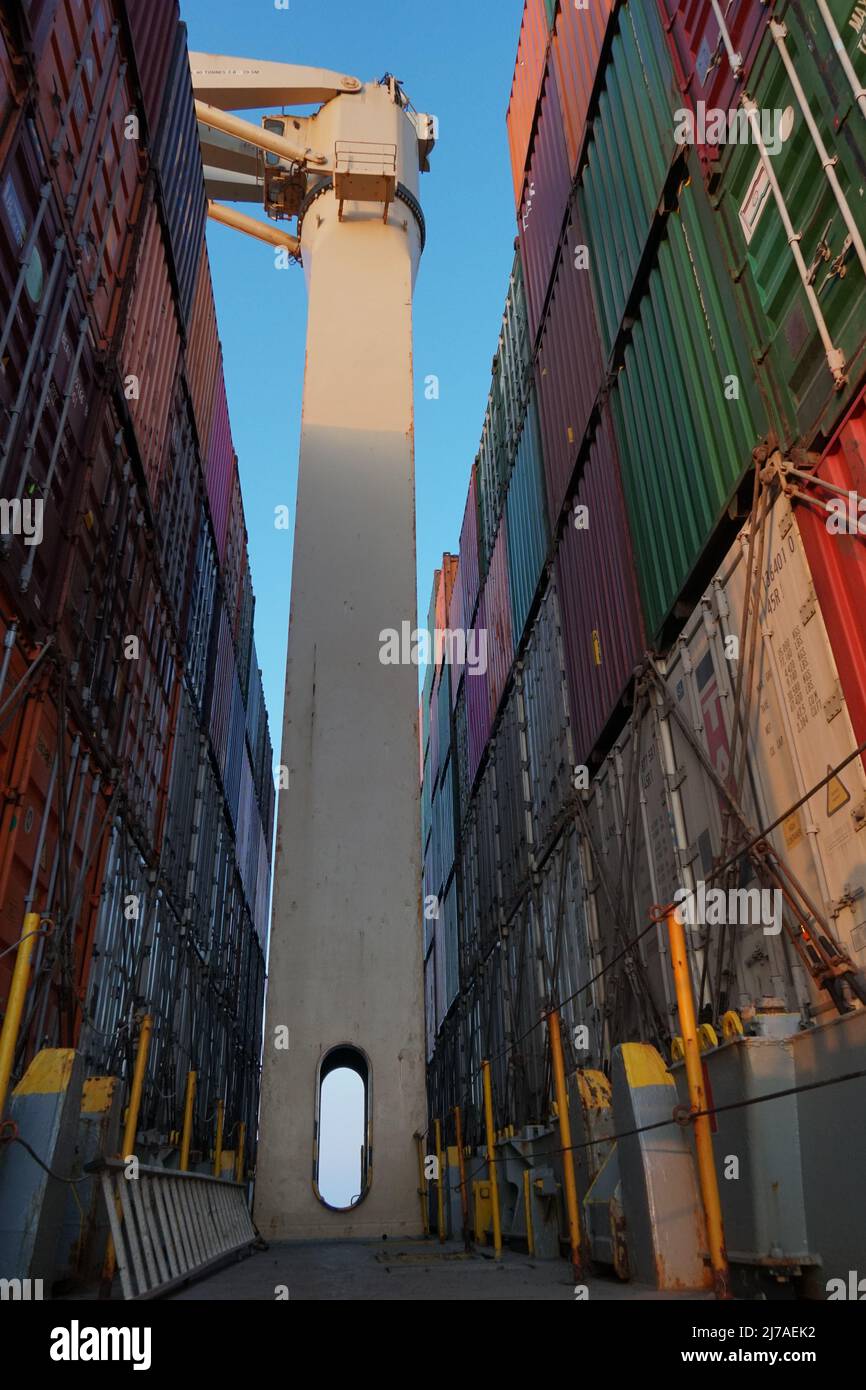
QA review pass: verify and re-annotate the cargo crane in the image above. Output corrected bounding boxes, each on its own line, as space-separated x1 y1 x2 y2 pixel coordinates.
191 55 436 1238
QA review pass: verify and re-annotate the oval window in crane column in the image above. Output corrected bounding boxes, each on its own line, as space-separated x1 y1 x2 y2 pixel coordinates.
313 1044 372 1210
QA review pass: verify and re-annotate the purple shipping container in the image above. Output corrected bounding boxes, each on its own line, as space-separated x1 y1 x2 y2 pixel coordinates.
518 63 571 347
124 0 180 144
154 20 207 328
535 203 605 529
205 359 236 561
458 465 482 628
484 514 514 723
465 591 491 788
554 405 645 766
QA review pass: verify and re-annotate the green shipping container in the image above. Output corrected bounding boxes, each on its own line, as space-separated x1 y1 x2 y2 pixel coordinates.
611 152 768 641
544 0 557 31
577 0 680 356
506 388 550 647
711 0 866 447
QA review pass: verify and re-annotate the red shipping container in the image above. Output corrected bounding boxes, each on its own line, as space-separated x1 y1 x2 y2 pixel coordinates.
797 385 866 769
535 204 605 529
0 18 26 168
36 0 147 348
551 0 614 175
205 358 236 561
8 0 59 64
506 0 550 209
655 0 770 175
121 198 182 499
555 405 645 767
185 246 221 455
518 63 571 346
458 464 482 627
123 0 180 143
484 515 514 723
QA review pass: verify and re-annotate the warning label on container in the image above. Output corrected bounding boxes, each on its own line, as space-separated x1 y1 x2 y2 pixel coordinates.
827 768 851 817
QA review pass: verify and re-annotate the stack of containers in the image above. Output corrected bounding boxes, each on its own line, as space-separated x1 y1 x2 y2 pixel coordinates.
425 0 866 1145
0 0 274 1171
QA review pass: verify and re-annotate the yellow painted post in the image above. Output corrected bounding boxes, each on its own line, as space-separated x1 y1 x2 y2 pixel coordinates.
101 1014 153 1295
481 1060 502 1259
213 1098 224 1178
523 1169 535 1257
179 1071 197 1171
453 1105 470 1250
547 1009 583 1282
666 910 732 1300
434 1118 446 1243
0 913 40 1118
235 1122 246 1184
414 1131 430 1235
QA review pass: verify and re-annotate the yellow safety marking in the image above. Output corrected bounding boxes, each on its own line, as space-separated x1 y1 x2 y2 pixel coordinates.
621 1041 673 1087
827 766 851 816
13 1048 76 1096
82 1077 118 1113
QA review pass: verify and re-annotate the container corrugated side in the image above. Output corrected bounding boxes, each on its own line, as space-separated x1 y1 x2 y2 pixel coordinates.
655 0 770 173
505 387 549 647
610 153 768 642
124 0 179 142
447 560 465 707
494 247 531 458
442 872 459 1014
551 0 614 175
796 383 866 767
424 952 436 1061
157 378 200 643
154 20 206 329
36 0 146 350
535 202 605 529
459 465 482 625
494 682 530 915
522 575 574 851
121 197 182 499
466 591 491 787
0 19 25 168
436 660 452 783
205 359 236 561
207 603 234 772
185 246 221 455
224 668 245 828
506 0 550 209
162 678 202 908
711 0 866 449
555 405 645 766
577 0 680 356
518 63 571 346
185 498 218 710
475 759 500 958
484 514 514 722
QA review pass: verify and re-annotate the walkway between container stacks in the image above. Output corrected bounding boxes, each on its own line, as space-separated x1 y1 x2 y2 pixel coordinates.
167 1240 713 1301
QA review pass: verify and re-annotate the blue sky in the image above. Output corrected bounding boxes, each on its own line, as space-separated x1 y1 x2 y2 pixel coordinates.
181 0 524 744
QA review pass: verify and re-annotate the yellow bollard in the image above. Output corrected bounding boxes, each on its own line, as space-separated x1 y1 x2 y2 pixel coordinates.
434 1118 446 1243
101 1014 153 1295
666 910 732 1300
179 1071 197 1172
547 1009 584 1282
414 1131 430 1236
213 1098 224 1178
235 1122 246 1184
0 913 40 1118
453 1105 470 1250
523 1169 535 1257
481 1060 502 1259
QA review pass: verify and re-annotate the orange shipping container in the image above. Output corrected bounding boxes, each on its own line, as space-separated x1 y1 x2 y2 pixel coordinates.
551 0 614 175
506 0 550 209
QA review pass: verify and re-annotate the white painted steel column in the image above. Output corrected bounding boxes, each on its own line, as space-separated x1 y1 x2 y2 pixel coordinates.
255 82 427 1239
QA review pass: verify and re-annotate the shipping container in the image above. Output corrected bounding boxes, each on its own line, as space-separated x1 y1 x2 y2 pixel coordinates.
518 63 570 345
204 354 236 560
185 497 219 711
153 20 206 329
521 574 574 855
161 675 202 909
493 247 531 460
551 0 614 176
610 151 769 641
120 196 182 497
458 464 482 627
505 386 549 645
0 17 26 169
506 0 550 209
465 588 491 790
710 0 866 448
156 376 200 641
555 404 645 767
577 0 680 357
484 513 514 721
796 384 866 765
35 0 146 349
122 0 178 142
534 202 604 529
185 244 221 455
493 680 530 914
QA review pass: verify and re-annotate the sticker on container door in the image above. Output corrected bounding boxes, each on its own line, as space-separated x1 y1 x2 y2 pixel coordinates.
739 160 772 245
827 768 851 817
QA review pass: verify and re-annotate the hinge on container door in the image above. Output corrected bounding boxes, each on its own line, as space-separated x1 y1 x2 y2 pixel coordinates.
806 223 833 285
821 234 854 292
666 765 687 794
823 681 843 723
